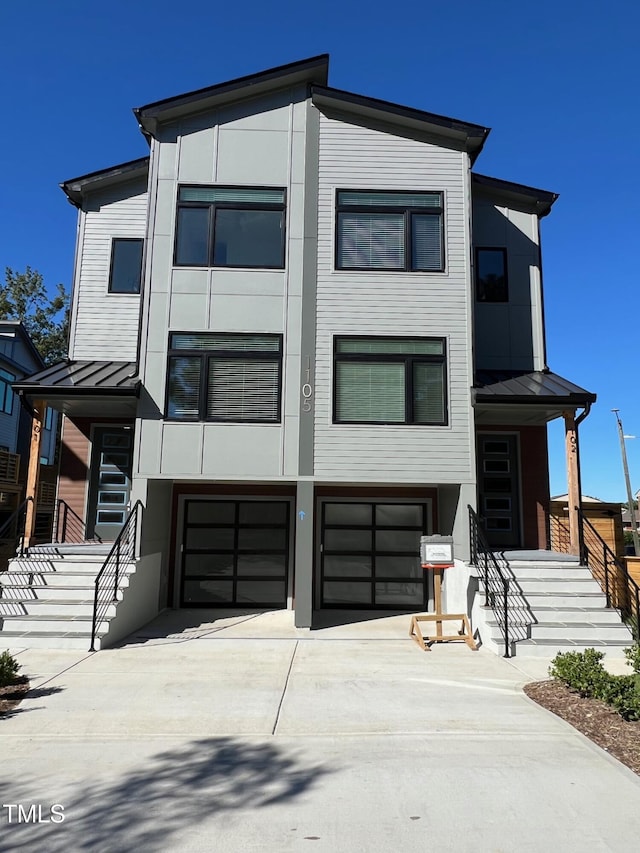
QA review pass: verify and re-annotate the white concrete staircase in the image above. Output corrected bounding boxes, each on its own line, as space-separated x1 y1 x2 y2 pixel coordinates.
0 545 135 650
475 551 633 658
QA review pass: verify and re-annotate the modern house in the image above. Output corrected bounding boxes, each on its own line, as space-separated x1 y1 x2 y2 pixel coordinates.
5 54 630 653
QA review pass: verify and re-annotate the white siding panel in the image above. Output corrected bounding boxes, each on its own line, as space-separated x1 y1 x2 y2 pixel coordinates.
72 180 147 361
314 114 474 482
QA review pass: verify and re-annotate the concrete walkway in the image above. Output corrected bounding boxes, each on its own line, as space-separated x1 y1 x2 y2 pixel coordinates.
2 610 639 852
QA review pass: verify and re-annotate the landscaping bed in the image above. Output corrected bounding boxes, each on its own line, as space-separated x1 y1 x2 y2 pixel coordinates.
0 676 29 715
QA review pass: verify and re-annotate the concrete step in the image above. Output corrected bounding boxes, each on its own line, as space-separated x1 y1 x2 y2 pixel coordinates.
0 630 104 650
1 570 132 588
524 592 608 609
528 606 622 624
1 614 110 634
0 585 100 601
507 565 594 580
515 577 604 594
515 638 632 659
529 621 633 641
0 599 117 618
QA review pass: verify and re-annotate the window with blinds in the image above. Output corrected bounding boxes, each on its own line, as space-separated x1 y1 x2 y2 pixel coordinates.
333 337 447 425
336 190 444 272
175 186 286 269
166 333 283 423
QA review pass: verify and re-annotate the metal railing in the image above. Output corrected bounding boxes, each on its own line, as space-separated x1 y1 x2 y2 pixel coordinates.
468 505 513 657
53 499 102 545
90 501 143 651
0 496 33 560
579 511 640 642
548 514 572 554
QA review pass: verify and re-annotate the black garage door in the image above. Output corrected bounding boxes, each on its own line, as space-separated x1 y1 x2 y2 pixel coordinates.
320 501 428 609
181 499 290 607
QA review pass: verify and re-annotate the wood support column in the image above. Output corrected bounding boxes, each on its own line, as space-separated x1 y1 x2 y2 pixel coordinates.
23 399 44 550
564 410 581 556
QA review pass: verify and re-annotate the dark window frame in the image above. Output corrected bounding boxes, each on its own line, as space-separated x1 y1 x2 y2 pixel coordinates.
165 332 284 424
0 368 15 415
108 238 144 294
174 185 287 270
332 335 448 426
475 247 509 303
335 189 445 273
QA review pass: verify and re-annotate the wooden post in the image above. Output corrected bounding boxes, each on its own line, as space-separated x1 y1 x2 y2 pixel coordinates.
23 399 44 550
564 410 580 556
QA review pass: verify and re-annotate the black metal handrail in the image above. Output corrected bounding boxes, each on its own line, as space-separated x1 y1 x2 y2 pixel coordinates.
0 496 34 559
579 510 640 642
53 499 102 545
468 505 512 657
90 501 143 651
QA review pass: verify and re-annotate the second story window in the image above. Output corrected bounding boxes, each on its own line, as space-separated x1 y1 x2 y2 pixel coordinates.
109 238 144 293
476 248 508 302
336 190 444 272
166 333 283 423
175 186 286 269
333 337 447 425
0 368 15 415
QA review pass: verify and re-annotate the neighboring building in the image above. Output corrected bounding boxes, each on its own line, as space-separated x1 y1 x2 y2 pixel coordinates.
621 508 640 533
14 55 596 630
0 321 58 546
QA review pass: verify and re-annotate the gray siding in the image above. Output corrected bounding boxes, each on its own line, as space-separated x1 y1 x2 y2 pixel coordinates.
472 194 545 370
313 113 475 483
136 88 310 479
70 179 148 361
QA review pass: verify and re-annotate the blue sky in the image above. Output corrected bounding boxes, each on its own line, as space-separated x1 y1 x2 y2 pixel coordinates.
1 0 638 501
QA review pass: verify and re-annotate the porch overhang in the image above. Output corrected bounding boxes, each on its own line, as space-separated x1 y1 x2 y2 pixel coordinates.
13 360 140 418
472 369 596 425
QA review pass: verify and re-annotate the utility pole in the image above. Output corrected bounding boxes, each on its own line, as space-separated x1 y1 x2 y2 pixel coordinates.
612 409 640 556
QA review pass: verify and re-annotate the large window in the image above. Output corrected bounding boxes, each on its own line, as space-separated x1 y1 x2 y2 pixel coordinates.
175 186 286 269
0 368 15 415
109 238 143 293
476 248 508 302
166 333 283 423
336 190 444 271
333 337 447 425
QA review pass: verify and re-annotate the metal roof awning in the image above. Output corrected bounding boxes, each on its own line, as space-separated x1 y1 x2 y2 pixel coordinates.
13 361 141 417
473 369 596 425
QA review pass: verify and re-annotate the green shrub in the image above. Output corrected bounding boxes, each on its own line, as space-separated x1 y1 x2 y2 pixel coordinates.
0 650 20 687
549 646 640 721
549 648 609 698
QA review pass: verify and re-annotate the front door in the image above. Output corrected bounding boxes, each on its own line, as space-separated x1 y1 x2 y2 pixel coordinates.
477 433 521 548
88 426 133 541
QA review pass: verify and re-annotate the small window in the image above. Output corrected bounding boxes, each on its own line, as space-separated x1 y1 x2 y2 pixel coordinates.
109 239 143 293
166 333 283 423
44 407 53 431
0 368 15 415
336 190 444 272
333 337 447 425
175 186 286 269
476 248 508 302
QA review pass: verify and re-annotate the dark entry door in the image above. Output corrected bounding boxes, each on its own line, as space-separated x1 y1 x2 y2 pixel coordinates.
88 426 133 540
180 499 290 607
477 433 521 548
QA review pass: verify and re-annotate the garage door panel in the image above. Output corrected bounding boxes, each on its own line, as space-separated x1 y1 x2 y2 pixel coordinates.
323 581 372 605
375 556 422 579
323 555 372 578
375 582 423 606
181 499 290 607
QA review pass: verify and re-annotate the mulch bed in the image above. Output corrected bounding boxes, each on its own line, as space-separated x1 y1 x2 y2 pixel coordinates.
0 677 30 715
524 679 640 775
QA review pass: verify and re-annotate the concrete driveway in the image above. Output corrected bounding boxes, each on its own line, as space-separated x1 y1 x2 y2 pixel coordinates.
2 610 640 852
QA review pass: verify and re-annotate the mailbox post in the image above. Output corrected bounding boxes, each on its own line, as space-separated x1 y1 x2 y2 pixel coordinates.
409 535 477 652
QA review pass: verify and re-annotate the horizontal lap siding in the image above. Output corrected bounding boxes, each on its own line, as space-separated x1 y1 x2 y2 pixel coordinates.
72 180 148 360
314 115 473 482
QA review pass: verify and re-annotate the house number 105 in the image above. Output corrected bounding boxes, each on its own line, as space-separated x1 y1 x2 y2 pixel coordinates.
302 357 314 412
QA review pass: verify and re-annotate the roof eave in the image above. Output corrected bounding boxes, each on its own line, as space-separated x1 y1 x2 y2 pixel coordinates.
472 173 559 217
60 157 150 208
134 54 330 137
311 85 490 161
